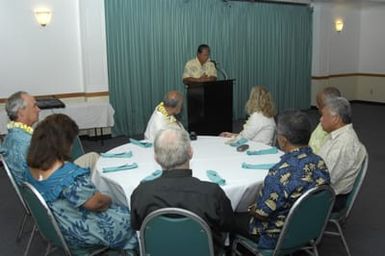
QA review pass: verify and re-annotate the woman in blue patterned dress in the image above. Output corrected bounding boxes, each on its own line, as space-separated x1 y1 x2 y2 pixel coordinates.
25 113 137 251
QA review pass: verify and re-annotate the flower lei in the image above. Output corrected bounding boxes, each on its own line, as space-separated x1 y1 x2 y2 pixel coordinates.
156 102 177 124
7 121 33 134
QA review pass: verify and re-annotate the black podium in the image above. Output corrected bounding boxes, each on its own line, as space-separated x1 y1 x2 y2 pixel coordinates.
185 79 234 135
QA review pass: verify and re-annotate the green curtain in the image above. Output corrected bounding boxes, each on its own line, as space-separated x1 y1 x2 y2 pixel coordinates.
105 0 312 136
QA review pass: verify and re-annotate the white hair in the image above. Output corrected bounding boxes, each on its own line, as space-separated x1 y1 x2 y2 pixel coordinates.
5 91 28 121
154 128 191 169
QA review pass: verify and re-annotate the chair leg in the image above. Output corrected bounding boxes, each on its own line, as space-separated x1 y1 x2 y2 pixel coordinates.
44 243 53 256
313 245 319 256
24 225 37 256
16 212 28 242
334 221 351 256
231 238 241 256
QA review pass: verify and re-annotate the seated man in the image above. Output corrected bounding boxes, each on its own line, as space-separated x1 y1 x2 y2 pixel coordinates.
318 97 366 211
131 128 235 253
234 111 330 250
0 91 40 184
182 44 217 84
144 90 185 141
309 87 341 154
0 91 99 184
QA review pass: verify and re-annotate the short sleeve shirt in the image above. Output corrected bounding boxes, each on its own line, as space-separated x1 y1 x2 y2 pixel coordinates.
182 57 217 79
249 146 330 249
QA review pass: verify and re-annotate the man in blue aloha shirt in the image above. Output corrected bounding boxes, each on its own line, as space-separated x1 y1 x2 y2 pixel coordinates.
234 110 331 250
1 91 40 185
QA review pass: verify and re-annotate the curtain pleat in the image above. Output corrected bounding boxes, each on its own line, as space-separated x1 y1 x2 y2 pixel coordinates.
105 0 312 136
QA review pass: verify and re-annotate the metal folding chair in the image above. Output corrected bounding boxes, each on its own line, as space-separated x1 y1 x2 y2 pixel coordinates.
232 185 335 256
0 154 32 242
324 155 369 256
140 207 215 256
20 182 109 256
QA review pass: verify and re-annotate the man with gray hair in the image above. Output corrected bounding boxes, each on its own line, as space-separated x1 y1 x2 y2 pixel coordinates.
131 128 235 253
318 97 366 211
144 90 185 141
0 91 40 184
309 87 342 153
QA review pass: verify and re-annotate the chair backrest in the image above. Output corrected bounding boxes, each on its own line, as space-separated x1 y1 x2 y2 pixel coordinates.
20 182 72 256
71 136 85 161
140 207 215 256
343 155 368 219
273 185 335 255
0 154 30 215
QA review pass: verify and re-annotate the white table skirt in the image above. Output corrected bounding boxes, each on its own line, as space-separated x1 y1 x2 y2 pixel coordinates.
93 136 283 212
0 102 114 135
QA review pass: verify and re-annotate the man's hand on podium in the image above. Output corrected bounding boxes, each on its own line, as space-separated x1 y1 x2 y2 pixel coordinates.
198 73 217 82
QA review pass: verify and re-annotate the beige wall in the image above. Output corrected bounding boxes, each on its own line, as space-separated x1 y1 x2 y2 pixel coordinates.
311 75 385 106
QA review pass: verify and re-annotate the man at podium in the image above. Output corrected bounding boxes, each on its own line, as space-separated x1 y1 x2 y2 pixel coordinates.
182 44 217 84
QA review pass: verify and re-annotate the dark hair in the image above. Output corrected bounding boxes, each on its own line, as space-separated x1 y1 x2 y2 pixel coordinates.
27 114 79 170
197 44 210 54
277 110 311 145
323 87 342 98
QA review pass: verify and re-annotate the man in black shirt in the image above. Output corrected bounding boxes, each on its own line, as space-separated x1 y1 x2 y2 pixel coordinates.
131 128 235 253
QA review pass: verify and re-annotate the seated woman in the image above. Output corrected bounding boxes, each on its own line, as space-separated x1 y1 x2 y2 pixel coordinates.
25 114 137 251
220 86 276 145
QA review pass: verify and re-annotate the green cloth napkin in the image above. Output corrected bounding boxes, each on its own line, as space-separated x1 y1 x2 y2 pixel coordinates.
130 138 152 148
141 170 163 183
102 163 138 173
101 151 133 158
242 162 275 170
246 147 278 156
229 137 248 147
206 170 226 186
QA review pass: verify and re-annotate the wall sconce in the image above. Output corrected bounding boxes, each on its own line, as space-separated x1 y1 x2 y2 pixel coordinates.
34 8 52 27
335 19 344 32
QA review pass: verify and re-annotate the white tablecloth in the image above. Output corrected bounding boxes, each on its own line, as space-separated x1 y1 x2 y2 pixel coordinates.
0 102 114 135
93 136 283 212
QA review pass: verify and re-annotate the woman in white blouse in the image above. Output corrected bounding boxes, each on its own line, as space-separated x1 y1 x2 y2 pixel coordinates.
220 86 276 145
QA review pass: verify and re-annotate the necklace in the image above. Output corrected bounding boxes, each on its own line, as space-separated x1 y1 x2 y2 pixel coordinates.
156 102 177 124
7 121 33 134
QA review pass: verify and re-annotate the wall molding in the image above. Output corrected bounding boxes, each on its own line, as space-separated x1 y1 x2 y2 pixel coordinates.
0 91 109 104
312 73 385 80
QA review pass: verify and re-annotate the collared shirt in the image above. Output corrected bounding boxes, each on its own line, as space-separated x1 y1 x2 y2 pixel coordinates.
182 57 217 79
144 102 184 141
249 146 330 249
309 123 329 154
130 169 235 251
318 124 366 195
0 127 32 185
239 112 276 145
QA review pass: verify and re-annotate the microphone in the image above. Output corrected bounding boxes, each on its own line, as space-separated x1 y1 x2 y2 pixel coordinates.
210 60 228 80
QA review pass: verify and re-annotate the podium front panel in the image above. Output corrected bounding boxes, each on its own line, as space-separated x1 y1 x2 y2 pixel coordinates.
186 80 233 135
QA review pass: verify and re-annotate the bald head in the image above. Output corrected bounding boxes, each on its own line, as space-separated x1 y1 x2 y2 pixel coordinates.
163 90 183 115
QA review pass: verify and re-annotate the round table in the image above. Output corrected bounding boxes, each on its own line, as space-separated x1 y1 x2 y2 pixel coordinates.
92 136 283 212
